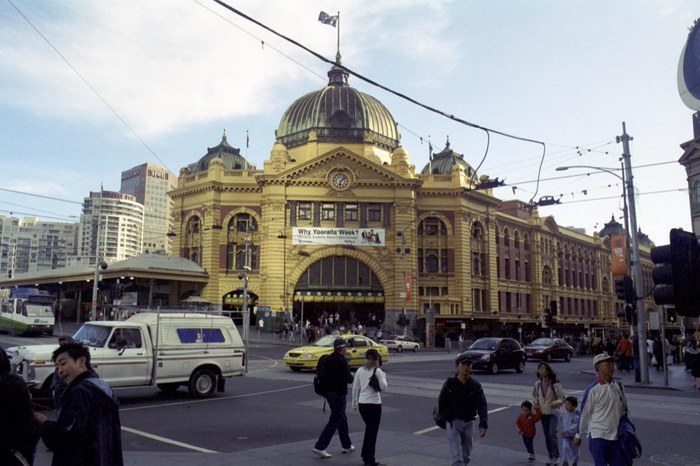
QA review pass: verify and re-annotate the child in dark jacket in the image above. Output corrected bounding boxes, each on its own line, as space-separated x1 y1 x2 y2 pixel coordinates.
515 400 541 463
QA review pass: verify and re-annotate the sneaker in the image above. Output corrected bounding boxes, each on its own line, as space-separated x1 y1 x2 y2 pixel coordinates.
528 453 536 463
312 448 332 458
342 445 355 454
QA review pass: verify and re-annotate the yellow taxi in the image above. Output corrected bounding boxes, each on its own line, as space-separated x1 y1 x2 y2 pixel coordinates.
283 334 390 371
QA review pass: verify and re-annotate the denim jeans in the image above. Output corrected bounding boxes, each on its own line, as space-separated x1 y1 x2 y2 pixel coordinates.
314 392 352 451
522 435 534 454
541 414 560 460
589 437 628 466
446 418 475 465
359 403 382 464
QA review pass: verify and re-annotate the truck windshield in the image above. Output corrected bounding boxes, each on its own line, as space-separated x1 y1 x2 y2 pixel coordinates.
73 324 111 348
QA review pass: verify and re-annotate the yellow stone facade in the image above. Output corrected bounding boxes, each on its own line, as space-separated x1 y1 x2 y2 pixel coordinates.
169 67 659 344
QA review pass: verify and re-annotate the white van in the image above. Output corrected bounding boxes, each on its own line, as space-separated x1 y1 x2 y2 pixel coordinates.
8 312 246 399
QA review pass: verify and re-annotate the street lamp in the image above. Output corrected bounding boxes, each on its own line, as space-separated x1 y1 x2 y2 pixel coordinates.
90 261 108 321
396 228 411 336
556 127 649 385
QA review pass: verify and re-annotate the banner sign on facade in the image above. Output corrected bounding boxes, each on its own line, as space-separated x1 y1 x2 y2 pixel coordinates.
292 227 385 246
404 274 412 301
610 235 627 276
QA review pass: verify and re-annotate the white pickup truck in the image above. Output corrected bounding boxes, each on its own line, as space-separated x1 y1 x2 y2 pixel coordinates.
7 312 246 399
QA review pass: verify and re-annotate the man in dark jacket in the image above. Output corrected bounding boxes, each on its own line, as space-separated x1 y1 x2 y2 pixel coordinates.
34 342 123 466
313 338 355 459
438 354 488 465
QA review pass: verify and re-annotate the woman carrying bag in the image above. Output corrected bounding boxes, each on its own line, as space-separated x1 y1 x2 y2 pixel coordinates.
352 349 388 466
532 362 565 466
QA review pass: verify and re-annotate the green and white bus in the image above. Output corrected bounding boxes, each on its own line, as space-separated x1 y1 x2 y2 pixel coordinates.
0 288 55 336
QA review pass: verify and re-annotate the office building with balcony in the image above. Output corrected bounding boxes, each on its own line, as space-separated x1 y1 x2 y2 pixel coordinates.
0 215 79 277
78 191 144 265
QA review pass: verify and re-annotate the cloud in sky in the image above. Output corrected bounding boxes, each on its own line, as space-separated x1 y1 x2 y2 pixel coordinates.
0 0 697 244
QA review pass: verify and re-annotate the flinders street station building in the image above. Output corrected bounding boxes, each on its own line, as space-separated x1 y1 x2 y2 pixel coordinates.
169 64 658 345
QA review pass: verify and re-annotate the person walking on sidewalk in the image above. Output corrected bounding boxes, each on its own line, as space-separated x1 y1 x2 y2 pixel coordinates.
352 348 388 466
532 362 565 466
574 354 629 466
312 338 355 459
437 354 488 465
515 400 541 463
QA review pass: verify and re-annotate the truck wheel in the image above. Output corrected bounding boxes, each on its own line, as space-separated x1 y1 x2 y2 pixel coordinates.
188 368 217 398
157 383 181 393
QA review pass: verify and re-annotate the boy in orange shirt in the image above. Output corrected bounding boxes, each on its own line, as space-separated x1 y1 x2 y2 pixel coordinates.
516 400 542 463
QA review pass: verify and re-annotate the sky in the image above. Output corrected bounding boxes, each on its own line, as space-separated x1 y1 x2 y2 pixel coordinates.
0 0 698 247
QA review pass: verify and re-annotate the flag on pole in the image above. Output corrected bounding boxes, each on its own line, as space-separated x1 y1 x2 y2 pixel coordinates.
318 11 338 27
246 130 249 148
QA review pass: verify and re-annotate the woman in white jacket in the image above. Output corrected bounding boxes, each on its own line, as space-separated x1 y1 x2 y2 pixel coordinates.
352 348 388 466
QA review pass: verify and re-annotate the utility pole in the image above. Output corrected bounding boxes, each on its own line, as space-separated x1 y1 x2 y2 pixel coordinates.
617 122 649 384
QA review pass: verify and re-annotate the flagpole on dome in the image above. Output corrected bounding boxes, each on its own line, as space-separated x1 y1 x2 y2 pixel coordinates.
336 11 341 64
428 135 433 175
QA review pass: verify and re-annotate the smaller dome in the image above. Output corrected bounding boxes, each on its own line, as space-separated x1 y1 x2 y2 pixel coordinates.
189 131 252 173
420 137 475 176
598 214 625 238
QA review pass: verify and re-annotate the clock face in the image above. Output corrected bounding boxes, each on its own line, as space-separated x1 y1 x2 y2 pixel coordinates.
332 173 349 189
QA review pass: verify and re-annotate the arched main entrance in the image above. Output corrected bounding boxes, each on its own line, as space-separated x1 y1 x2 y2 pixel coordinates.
293 255 385 333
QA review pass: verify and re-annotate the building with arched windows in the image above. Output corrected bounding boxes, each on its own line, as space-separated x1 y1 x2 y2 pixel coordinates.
169 64 660 345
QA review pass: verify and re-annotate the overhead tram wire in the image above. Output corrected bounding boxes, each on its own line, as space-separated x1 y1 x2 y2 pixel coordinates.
210 0 548 202
7 0 171 172
0 187 82 205
0 209 76 222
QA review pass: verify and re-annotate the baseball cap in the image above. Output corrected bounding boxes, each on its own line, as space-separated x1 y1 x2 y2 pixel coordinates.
593 353 614 367
455 353 473 365
333 338 347 350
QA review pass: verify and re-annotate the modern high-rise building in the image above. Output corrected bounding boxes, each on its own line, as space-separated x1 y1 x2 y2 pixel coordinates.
120 163 176 254
0 215 78 277
78 191 144 265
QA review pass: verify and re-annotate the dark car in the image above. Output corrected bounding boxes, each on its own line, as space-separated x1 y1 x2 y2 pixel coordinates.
523 338 574 362
459 337 525 374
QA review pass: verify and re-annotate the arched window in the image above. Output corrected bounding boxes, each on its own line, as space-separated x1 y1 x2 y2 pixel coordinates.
523 234 530 251
226 213 259 271
503 228 510 246
472 222 483 240
542 266 553 286
425 250 439 273
187 216 201 235
514 231 520 249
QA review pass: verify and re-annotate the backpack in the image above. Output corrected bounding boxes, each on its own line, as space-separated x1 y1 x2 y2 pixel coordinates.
313 354 331 397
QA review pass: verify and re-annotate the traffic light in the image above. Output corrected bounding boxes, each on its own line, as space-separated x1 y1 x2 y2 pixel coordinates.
544 309 554 327
397 314 409 327
666 308 677 323
614 275 634 303
651 228 700 317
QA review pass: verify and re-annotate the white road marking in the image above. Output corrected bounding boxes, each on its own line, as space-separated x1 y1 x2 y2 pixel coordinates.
121 426 218 453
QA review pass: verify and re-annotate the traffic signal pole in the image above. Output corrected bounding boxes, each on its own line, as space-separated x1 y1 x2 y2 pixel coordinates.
618 122 649 384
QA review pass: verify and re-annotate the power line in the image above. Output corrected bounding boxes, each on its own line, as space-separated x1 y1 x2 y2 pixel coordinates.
0 187 82 205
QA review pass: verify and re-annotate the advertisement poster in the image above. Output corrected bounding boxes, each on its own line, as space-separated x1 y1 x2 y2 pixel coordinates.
292 227 385 246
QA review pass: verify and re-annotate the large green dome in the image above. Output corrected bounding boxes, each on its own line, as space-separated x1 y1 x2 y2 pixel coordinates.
276 66 400 151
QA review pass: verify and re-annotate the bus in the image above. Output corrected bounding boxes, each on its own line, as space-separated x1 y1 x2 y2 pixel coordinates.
0 288 55 336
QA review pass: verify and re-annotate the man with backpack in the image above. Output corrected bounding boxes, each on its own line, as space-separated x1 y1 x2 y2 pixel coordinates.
437 354 488 465
313 338 355 459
